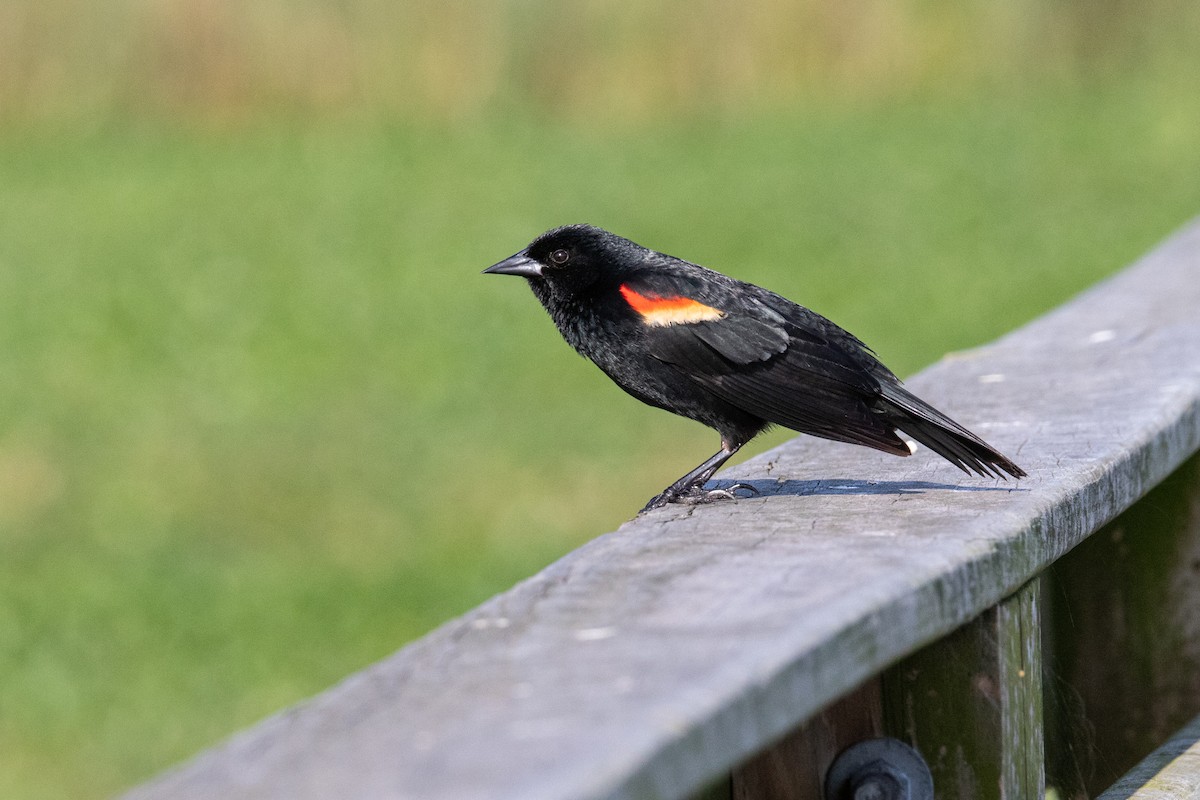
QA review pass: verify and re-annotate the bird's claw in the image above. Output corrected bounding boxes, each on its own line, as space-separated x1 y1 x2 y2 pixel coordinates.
694 483 760 503
640 482 759 513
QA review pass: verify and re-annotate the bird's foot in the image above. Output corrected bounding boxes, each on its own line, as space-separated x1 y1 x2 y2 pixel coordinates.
640 482 759 513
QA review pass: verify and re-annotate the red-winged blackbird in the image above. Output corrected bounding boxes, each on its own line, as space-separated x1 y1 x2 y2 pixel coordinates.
485 224 1025 512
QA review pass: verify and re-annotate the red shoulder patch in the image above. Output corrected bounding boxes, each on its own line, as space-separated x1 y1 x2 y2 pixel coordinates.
619 284 725 326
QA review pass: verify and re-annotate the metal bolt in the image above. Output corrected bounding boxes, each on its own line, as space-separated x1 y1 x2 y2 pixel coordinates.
825 738 933 800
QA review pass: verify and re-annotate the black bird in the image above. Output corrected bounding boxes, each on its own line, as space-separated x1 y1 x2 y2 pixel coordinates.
485 224 1025 512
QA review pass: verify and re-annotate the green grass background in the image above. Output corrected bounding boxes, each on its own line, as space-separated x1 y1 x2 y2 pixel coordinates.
1 3 1200 798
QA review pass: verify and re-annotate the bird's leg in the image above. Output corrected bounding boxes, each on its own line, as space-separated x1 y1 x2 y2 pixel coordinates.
641 441 751 512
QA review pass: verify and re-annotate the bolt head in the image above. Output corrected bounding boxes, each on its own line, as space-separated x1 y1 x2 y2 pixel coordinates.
853 771 905 800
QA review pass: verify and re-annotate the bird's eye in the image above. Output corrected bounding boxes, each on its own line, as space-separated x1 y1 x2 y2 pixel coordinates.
549 249 571 265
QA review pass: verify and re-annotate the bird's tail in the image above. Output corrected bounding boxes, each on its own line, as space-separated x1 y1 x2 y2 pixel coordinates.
877 383 1026 479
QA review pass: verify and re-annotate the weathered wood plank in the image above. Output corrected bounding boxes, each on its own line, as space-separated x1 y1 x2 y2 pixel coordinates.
882 580 1044 799
124 218 1200 800
1098 714 1200 800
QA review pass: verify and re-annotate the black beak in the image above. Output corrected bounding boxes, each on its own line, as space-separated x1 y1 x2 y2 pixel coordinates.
483 251 544 278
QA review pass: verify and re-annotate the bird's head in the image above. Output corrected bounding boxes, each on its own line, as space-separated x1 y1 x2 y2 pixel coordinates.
483 224 645 295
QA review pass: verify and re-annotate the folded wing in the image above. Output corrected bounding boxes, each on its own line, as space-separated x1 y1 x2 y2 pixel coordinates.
621 273 912 455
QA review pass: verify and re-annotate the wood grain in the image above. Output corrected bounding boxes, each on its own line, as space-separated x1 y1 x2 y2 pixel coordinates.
124 219 1200 800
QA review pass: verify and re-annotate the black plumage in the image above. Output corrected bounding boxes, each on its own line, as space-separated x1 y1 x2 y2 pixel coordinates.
485 224 1025 512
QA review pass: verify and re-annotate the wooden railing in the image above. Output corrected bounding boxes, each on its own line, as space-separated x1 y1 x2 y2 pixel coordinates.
125 219 1200 800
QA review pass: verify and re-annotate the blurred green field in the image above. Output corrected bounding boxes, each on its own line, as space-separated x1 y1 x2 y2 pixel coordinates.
2 2 1200 798
3 89 1199 797
4 0 1197 125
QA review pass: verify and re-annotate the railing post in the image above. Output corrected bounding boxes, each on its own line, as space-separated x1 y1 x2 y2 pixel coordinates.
882 579 1045 800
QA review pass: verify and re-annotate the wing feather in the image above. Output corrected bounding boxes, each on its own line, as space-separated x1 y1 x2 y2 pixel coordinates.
622 272 908 453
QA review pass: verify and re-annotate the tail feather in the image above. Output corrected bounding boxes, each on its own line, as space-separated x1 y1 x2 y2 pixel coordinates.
878 384 1026 480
